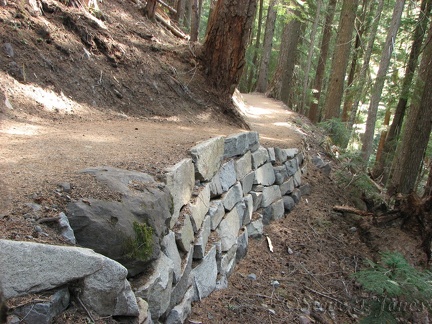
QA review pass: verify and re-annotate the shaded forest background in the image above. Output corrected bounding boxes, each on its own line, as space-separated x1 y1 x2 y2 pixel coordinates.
160 0 432 200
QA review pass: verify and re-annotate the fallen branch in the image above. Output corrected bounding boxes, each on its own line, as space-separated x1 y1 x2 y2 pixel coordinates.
265 235 274 253
157 0 176 15
333 205 372 216
304 286 345 306
155 12 189 39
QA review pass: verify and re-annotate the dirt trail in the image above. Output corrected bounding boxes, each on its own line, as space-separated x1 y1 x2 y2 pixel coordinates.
0 92 304 216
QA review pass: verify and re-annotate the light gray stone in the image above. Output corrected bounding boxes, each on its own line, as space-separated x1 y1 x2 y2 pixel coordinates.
235 151 252 180
220 244 237 277
190 136 225 181
137 298 152 324
224 132 249 158
252 146 269 169
163 159 195 227
58 212 76 244
208 200 225 231
222 183 243 211
294 169 302 187
274 165 289 185
218 160 237 191
135 253 174 320
193 216 211 260
291 188 301 204
262 199 284 224
274 147 288 163
166 286 194 324
216 275 229 290
175 214 194 253
169 244 194 312
246 217 263 238
280 177 295 195
83 258 139 317
12 287 70 324
285 158 299 176
217 208 240 251
234 201 246 228
283 196 296 212
254 162 276 186
241 171 255 195
285 148 299 159
161 231 182 283
0 239 138 317
297 152 304 166
250 191 263 211
267 148 276 163
191 245 217 301
247 131 260 152
236 228 248 261
262 185 282 208
209 160 237 197
189 183 211 233
242 194 253 226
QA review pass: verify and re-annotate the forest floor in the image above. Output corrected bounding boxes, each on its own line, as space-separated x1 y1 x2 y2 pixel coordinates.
0 0 428 323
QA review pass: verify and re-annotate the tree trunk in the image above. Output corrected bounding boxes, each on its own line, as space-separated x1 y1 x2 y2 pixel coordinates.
376 0 432 181
202 0 258 98
389 21 432 195
255 0 278 93
184 0 192 30
361 0 405 163
267 2 303 102
340 0 368 123
322 0 359 120
280 7 303 106
246 0 264 92
175 0 185 24
190 0 199 41
144 0 157 19
308 0 337 123
299 0 322 115
348 0 384 132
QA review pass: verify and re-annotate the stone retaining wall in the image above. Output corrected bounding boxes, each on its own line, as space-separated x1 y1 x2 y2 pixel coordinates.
1 131 306 324
143 131 306 323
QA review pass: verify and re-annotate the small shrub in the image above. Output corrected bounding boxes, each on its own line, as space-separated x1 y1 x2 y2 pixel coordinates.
353 252 432 323
318 118 350 147
123 222 153 261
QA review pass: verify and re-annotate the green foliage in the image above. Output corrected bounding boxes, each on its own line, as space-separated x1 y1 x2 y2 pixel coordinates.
353 252 432 323
123 222 153 261
318 118 350 147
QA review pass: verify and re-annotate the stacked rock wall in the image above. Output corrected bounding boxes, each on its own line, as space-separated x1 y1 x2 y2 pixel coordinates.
138 131 306 322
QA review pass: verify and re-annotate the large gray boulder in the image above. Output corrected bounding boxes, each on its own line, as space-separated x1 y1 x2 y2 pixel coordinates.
0 240 138 317
67 199 157 277
235 151 252 180
67 167 173 276
190 136 225 181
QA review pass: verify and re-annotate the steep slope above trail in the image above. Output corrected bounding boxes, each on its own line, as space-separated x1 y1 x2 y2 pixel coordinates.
0 0 242 123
